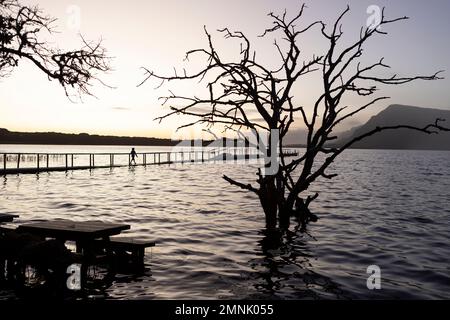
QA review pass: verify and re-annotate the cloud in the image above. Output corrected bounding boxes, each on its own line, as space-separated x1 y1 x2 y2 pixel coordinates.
111 106 131 111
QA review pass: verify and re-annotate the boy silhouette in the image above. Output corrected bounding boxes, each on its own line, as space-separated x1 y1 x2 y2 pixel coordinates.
130 147 138 165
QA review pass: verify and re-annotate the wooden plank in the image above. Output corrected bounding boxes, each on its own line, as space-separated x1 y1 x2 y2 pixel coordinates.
19 220 129 232
0 213 19 223
109 237 156 248
0 165 129 175
17 220 130 241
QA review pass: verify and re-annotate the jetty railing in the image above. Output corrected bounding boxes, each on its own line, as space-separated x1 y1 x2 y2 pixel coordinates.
0 147 298 175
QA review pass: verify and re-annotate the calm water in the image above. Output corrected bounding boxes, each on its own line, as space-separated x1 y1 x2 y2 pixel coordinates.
1 145 449 299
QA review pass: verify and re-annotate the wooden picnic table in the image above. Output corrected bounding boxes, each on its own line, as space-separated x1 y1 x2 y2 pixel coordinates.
16 220 131 284
17 219 130 256
0 213 19 223
17 220 130 241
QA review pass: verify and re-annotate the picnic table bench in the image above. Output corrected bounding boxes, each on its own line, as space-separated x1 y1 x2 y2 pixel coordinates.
17 220 131 269
96 237 156 267
16 220 155 269
1 218 157 288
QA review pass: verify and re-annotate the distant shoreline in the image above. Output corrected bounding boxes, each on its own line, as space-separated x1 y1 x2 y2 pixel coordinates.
0 128 183 146
0 141 179 146
2 123 450 151
285 144 450 151
1 142 449 152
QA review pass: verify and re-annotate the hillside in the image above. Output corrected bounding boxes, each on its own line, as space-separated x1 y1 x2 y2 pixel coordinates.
0 128 179 146
339 104 450 150
2 105 450 150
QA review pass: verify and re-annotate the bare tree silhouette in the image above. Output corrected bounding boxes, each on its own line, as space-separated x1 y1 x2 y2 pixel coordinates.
140 5 449 230
0 0 110 98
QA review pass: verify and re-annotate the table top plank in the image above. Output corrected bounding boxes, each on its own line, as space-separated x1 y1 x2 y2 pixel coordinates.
17 220 130 241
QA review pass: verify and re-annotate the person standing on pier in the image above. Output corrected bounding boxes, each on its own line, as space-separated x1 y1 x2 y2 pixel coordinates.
130 148 138 165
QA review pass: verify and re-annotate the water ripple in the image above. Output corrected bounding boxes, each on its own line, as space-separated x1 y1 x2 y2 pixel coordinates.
0 149 449 299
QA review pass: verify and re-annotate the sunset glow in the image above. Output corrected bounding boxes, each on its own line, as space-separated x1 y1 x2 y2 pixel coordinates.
1 0 449 138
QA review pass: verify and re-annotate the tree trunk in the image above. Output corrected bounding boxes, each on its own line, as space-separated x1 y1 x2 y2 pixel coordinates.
260 195 277 230
258 178 278 230
278 205 292 230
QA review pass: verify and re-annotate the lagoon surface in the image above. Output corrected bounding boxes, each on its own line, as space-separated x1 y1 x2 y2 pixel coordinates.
1 145 449 299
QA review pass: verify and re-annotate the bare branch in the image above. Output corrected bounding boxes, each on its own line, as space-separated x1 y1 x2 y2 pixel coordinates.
223 175 259 194
1 0 111 98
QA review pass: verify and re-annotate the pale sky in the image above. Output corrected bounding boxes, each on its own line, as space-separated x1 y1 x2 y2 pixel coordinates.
1 0 449 139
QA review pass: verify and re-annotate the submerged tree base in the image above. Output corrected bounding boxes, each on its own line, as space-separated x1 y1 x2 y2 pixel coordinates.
263 195 320 231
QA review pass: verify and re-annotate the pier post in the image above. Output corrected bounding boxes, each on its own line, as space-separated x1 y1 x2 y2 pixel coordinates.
153 153 156 164
3 154 6 171
112 154 114 166
47 154 49 168
65 154 68 170
202 151 204 163
167 152 170 163
92 154 95 167
89 154 92 168
110 154 112 168
158 153 161 164
17 153 20 169
37 154 40 171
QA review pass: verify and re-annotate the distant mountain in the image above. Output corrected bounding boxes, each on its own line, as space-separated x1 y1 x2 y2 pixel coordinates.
0 128 180 146
338 104 450 150
284 128 308 147
3 104 449 149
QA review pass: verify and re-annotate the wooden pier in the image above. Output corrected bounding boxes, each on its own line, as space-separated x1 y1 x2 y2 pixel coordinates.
0 148 298 175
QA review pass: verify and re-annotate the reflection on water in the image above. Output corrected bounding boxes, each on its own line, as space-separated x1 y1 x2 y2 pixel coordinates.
1 147 450 299
243 228 348 300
